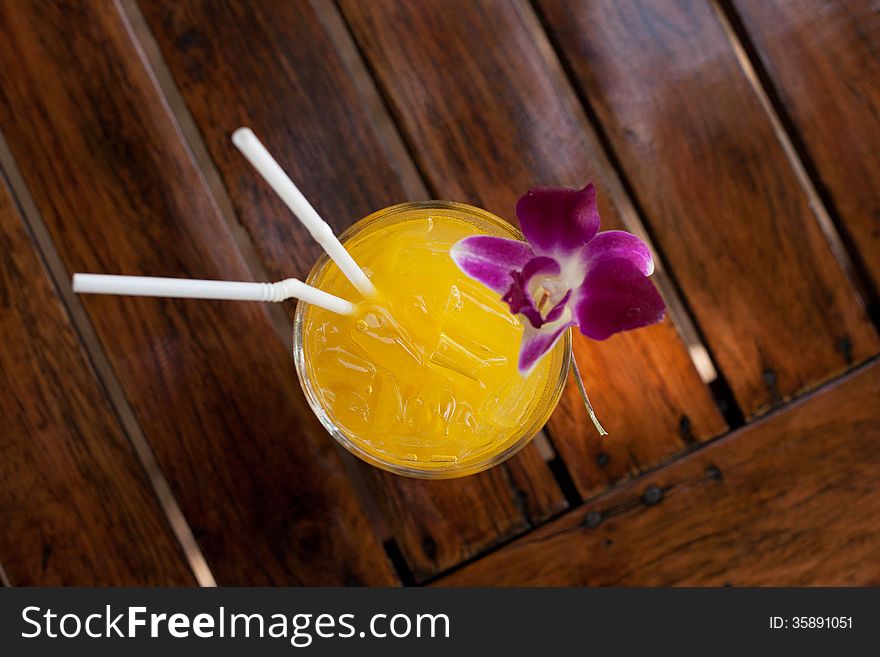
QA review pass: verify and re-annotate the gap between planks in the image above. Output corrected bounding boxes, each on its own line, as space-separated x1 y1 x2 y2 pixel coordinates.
525 0 759 429
711 0 877 325
521 0 719 386
116 0 291 348
320 0 442 202
0 128 216 587
126 0 573 577
126 0 742 580
312 0 563 469
426 352 880 585
124 0 733 581
333 0 733 500
311 0 430 202
123 0 563 548
117 0 400 545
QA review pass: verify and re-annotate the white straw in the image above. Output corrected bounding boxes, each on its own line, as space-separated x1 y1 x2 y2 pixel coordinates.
231 127 376 297
72 274 353 315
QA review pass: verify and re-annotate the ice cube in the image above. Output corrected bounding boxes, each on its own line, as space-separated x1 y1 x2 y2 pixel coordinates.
452 280 520 326
481 376 535 430
449 282 518 343
426 283 510 386
320 346 377 393
401 385 441 435
451 400 478 434
434 389 457 425
351 305 424 367
312 320 343 347
368 373 407 434
331 389 371 435
401 293 440 346
388 220 457 278
428 332 498 386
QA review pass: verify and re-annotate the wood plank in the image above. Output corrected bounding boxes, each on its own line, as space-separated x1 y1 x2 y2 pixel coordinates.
731 0 880 293
440 359 880 586
536 0 880 417
339 0 726 496
0 170 194 585
137 0 566 581
0 0 394 585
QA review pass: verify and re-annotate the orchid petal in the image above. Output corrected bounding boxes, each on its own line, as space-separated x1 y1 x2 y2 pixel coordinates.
453 183 666 379
502 256 561 329
575 257 666 340
522 255 560 283
450 235 533 294
503 270 543 328
518 318 574 376
544 289 572 323
515 184 600 257
583 230 654 276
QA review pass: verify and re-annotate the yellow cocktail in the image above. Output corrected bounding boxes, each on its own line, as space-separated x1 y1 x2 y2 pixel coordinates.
294 202 570 477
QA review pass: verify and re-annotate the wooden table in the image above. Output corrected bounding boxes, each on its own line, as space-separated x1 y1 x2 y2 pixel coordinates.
0 0 877 586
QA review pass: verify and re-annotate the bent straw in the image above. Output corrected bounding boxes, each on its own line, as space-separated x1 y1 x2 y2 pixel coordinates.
72 274 354 315
231 128 376 297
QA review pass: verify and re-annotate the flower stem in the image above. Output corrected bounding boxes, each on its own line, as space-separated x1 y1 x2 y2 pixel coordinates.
570 353 608 436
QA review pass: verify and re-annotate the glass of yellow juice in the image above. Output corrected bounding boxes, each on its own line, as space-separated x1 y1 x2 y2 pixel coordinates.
293 201 571 478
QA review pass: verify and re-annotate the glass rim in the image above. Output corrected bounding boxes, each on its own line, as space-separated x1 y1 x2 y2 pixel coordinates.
292 200 572 479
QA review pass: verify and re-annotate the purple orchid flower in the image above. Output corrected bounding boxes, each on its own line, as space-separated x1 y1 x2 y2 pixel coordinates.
451 184 666 375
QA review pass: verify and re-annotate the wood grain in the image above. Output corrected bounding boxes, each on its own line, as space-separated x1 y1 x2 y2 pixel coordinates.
440 359 880 586
0 170 193 585
137 0 567 581
731 0 880 294
537 0 879 417
0 0 394 585
339 0 726 496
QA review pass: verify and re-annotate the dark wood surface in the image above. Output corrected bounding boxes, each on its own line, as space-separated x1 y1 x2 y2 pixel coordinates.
731 0 880 295
537 0 879 417
440 360 880 586
339 0 727 501
1 0 877 586
0 0 394 585
137 0 565 582
0 170 193 585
